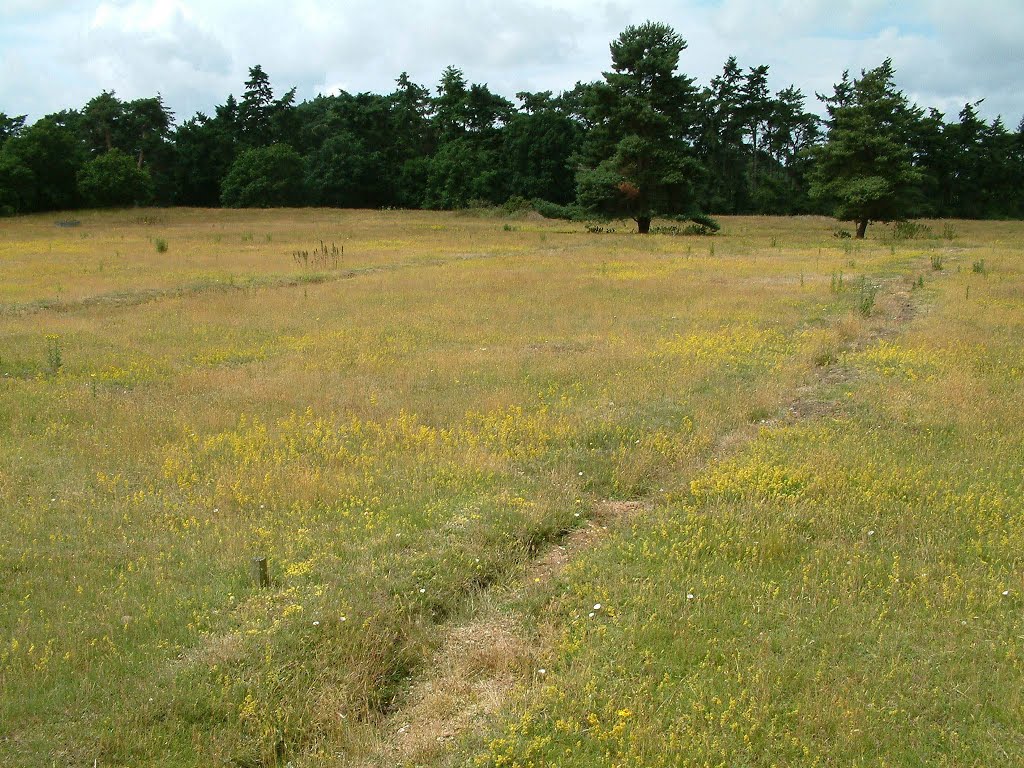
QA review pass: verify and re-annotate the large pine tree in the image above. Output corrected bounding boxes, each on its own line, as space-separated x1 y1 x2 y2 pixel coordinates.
809 60 923 238
574 21 705 233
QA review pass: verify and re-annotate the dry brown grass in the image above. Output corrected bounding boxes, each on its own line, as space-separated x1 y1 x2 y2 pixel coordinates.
4 208 1022 767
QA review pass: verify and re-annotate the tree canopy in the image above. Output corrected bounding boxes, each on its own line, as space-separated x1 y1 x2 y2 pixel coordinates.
220 144 305 208
809 60 924 237
77 148 154 207
0 25 1021 226
573 21 705 232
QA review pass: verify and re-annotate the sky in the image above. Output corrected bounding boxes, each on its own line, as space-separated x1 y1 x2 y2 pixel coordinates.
1 0 1022 127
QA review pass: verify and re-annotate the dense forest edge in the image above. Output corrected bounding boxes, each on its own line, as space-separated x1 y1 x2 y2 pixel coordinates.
1 21 1022 236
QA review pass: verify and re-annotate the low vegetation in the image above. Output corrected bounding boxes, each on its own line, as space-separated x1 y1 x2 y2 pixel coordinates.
1 210 1022 766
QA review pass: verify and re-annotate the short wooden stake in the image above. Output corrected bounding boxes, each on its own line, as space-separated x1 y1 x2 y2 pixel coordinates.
253 556 270 588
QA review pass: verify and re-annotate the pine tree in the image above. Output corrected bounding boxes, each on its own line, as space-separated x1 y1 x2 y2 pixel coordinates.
697 56 748 213
575 21 705 233
238 65 296 147
809 60 923 238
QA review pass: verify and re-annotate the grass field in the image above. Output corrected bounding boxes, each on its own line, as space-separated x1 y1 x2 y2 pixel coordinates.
1 209 1022 766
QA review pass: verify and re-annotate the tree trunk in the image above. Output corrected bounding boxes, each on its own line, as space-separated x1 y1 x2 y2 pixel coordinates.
750 125 758 194
636 216 651 234
855 219 868 239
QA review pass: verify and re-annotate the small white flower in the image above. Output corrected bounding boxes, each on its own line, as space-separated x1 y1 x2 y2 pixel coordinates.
868 530 875 536
419 588 426 593
213 507 219 513
588 611 595 618
51 497 56 502
687 593 694 600
578 471 584 476
574 512 581 518
1003 590 1010 596
313 620 320 626
538 668 546 675
593 603 602 611
340 616 347 622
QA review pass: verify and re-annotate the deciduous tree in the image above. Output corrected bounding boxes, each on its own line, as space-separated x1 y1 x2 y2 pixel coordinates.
77 148 154 207
0 113 27 147
2 117 85 211
220 143 305 207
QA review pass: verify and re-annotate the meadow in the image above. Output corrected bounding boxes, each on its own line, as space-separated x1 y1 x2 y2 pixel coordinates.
1 208 1021 767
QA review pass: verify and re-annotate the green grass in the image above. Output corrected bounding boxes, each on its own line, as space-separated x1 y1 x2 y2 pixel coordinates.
1 210 1021 766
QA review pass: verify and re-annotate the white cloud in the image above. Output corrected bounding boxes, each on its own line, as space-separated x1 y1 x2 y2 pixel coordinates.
0 0 1020 125
44 0 228 121
81 1 231 91
0 0 92 17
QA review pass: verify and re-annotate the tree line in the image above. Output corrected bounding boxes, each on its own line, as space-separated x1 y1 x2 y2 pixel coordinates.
1 21 1021 235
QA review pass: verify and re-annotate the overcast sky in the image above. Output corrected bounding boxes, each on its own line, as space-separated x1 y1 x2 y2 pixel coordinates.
2 0 1022 127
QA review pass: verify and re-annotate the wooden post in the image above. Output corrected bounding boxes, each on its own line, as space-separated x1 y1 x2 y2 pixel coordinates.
253 556 270 588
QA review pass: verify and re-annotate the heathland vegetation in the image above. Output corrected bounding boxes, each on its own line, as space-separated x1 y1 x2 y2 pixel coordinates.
1 22 1022 235
1 208 1023 765
3 17 1024 768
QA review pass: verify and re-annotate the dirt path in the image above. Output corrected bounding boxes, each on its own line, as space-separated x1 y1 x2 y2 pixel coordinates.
363 501 645 767
360 261 924 768
0 252 500 317
788 272 918 422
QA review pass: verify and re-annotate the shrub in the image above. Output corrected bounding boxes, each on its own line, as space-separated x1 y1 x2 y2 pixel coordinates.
45 334 62 376
650 224 710 236
890 220 931 240
649 213 719 236
687 212 721 233
221 144 305 208
77 149 154 208
0 153 35 214
501 196 533 215
532 199 579 220
857 276 878 317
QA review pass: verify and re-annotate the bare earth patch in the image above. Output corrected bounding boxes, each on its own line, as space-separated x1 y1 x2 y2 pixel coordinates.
789 273 919 421
530 500 644 585
365 615 533 767
363 500 644 767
